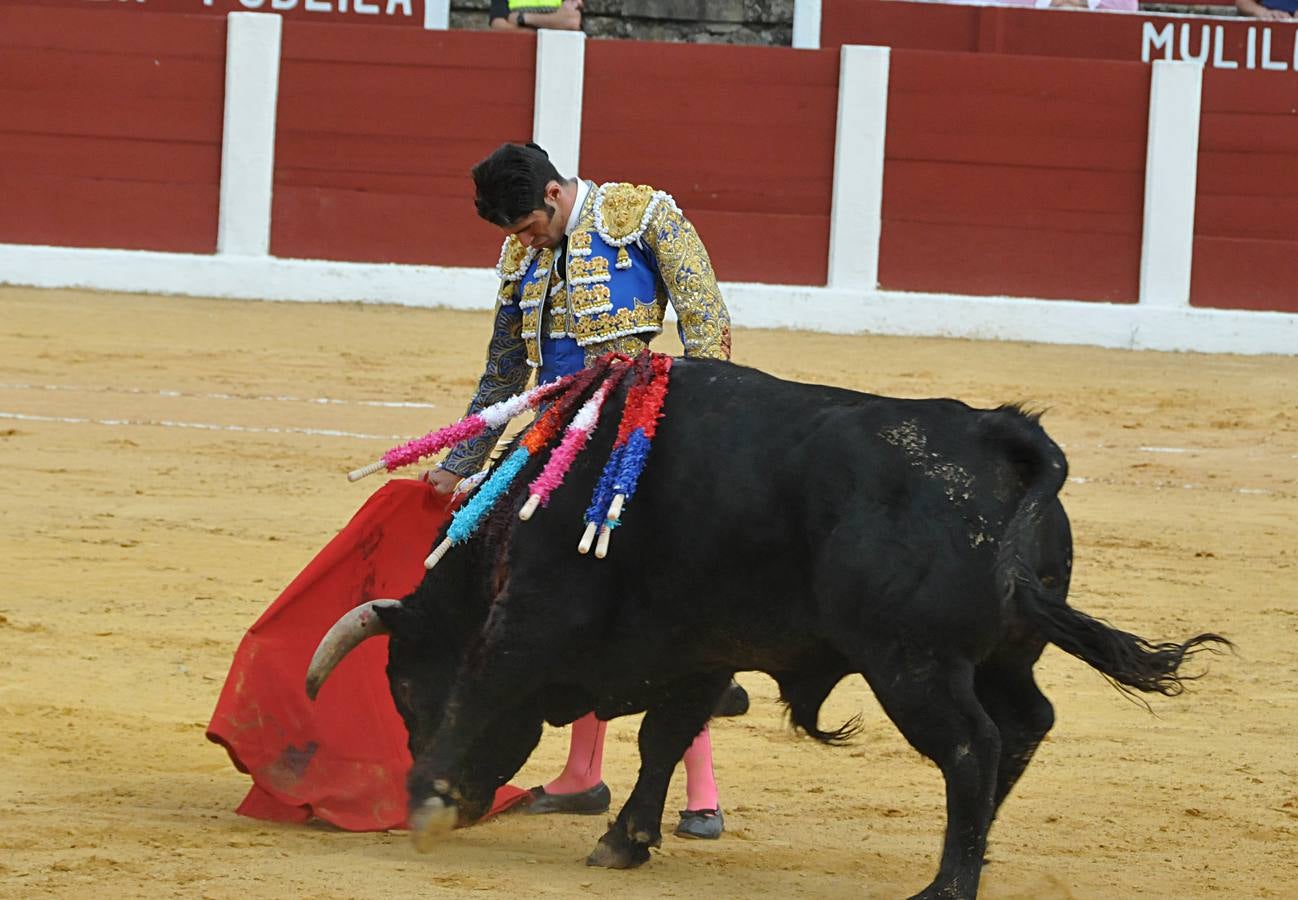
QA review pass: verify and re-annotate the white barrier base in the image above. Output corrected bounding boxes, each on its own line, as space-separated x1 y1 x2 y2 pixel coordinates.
3 243 1295 356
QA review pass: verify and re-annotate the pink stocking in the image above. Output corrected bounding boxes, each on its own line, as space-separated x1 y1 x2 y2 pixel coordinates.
544 712 607 794
682 724 719 812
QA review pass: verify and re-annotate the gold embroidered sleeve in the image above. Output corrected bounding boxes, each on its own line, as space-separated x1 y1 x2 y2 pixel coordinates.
643 202 732 361
440 297 531 477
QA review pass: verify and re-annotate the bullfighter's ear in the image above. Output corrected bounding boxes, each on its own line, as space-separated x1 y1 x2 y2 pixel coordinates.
372 600 418 635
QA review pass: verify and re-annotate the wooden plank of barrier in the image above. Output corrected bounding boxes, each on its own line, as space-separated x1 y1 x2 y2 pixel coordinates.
0 84 221 143
817 0 1298 314
2 173 221 253
0 4 228 53
0 6 223 252
0 46 223 97
879 49 1148 302
819 0 1298 76
689 210 832 286
580 40 839 286
1191 66 1298 312
9 0 433 27
270 24 535 266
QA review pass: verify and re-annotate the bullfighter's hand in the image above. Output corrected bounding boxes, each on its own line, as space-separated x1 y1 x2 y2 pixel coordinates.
423 467 462 495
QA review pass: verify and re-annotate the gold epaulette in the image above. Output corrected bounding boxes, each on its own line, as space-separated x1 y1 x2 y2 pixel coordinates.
495 235 537 303
593 182 678 269
496 236 536 282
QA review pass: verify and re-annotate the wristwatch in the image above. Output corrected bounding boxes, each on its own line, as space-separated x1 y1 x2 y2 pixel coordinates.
516 10 527 26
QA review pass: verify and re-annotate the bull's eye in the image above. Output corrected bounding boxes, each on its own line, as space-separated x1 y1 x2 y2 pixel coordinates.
395 679 414 707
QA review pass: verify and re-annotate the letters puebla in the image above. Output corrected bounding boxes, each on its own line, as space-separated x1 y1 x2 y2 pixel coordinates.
440 182 732 478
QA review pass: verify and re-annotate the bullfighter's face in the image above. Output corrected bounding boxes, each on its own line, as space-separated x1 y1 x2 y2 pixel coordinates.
502 180 567 251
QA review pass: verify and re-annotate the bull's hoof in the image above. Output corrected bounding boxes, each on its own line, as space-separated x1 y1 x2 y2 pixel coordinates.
907 877 976 900
585 833 652 869
409 796 458 853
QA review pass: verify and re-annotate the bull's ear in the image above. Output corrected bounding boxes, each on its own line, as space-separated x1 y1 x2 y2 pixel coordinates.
372 601 420 635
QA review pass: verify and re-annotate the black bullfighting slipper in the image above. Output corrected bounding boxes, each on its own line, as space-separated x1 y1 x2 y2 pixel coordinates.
523 781 611 815
712 679 750 718
674 808 724 839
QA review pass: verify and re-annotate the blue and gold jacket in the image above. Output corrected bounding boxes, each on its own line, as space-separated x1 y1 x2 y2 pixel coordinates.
441 181 731 476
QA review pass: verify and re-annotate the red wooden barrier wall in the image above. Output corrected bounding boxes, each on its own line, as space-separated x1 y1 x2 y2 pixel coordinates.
270 26 535 267
0 7 225 253
580 41 839 286
4 4 1295 312
820 0 1298 70
880 50 1149 302
1192 69 1298 313
823 0 1298 312
16 0 429 27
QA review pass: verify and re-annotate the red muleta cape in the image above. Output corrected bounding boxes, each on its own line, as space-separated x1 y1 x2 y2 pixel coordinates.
206 478 528 830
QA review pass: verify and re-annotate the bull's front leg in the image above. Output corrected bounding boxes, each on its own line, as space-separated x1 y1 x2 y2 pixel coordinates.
587 672 730 869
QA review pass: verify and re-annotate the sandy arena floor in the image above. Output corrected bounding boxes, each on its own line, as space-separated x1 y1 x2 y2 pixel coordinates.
1 287 1295 898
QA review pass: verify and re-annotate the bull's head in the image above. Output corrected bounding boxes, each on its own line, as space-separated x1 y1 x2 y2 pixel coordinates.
305 594 540 832
304 599 451 745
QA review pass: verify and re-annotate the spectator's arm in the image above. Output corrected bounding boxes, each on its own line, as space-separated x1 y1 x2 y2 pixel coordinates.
491 0 583 31
1236 0 1294 18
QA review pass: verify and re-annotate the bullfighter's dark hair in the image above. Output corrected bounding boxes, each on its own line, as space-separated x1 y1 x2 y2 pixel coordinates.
472 142 565 228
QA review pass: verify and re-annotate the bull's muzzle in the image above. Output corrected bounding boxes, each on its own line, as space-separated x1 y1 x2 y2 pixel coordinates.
409 796 458 852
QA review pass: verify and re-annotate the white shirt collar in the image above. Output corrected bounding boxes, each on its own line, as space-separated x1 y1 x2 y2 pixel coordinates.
564 178 590 237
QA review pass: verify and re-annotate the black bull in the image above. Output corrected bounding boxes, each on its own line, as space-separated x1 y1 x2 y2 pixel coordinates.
306 358 1226 900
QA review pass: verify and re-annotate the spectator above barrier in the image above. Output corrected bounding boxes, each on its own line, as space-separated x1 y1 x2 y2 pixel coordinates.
463 0 793 43
1234 0 1298 19
941 0 1139 11
487 0 583 31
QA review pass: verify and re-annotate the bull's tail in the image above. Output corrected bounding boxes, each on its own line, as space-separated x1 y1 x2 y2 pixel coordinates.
990 405 1231 697
1022 594 1229 696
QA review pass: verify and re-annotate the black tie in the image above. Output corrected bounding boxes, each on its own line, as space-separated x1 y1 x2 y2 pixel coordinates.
555 236 568 282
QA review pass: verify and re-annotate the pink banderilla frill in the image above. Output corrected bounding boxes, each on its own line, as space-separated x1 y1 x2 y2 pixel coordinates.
346 372 580 482
427 356 629 567
521 360 632 515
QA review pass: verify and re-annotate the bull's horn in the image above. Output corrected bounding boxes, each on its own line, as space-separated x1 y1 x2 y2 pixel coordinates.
305 599 401 700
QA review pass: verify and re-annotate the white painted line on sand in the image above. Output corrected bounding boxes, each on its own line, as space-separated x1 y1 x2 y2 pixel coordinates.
0 411 406 441
1067 474 1275 497
0 382 437 410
